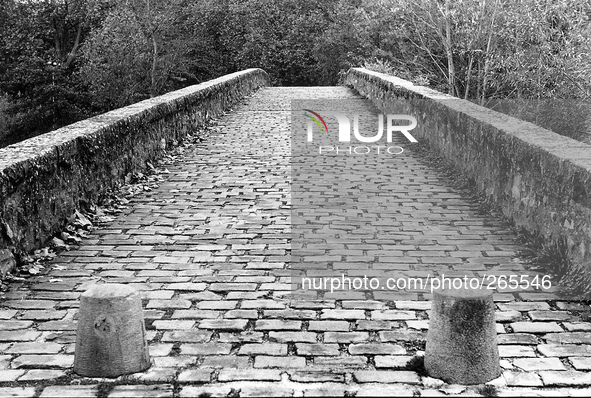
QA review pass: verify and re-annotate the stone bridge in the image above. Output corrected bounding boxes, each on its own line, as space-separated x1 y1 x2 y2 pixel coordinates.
0 68 591 396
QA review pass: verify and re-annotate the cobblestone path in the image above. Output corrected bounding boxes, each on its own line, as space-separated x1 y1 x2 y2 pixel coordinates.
1 87 591 397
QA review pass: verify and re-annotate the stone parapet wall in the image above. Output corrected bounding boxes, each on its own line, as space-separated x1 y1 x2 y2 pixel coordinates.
345 67 591 286
0 68 270 275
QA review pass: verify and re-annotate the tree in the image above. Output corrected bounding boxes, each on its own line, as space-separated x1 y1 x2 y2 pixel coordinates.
2 0 590 148
0 0 100 146
81 0 199 110
313 0 372 85
350 0 591 100
224 0 336 85
183 0 236 81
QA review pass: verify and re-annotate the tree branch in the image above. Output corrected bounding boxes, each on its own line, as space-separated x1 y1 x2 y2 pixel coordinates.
64 22 82 68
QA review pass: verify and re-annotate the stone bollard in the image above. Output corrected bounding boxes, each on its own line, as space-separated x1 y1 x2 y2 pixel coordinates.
74 284 150 377
425 286 500 385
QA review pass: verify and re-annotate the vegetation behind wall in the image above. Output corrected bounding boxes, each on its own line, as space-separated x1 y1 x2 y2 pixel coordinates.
1 0 590 147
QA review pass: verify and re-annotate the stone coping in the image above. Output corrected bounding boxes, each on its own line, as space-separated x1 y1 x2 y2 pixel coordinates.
345 68 591 291
0 68 270 275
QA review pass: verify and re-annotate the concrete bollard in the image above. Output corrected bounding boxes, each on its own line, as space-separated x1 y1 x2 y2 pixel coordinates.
425 287 500 385
74 284 150 377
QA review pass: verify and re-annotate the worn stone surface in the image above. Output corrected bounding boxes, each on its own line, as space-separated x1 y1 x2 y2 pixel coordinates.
0 68 271 264
0 84 588 395
74 284 150 377
425 288 500 384
345 67 591 288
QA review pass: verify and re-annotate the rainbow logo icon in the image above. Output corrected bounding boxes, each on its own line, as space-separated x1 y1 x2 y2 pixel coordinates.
303 109 329 134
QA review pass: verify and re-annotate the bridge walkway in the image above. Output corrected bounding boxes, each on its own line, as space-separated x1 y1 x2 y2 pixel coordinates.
0 87 587 397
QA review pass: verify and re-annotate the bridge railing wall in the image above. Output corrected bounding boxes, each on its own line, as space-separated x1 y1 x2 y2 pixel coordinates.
346 67 591 286
0 68 270 275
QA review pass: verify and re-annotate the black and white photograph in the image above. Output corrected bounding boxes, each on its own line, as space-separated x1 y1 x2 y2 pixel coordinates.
0 0 590 396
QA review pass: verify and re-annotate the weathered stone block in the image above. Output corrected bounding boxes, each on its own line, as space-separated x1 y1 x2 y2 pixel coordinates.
73 284 150 377
425 287 500 384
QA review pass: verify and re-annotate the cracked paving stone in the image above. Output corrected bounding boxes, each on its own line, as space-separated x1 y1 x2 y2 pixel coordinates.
160 331 212 343
18 370 66 381
0 331 41 342
39 386 97 397
6 342 63 354
254 356 306 368
218 369 283 381
0 370 26 382
178 369 213 383
0 388 36 398
353 370 420 384
12 355 74 369
0 321 34 330
513 358 566 371
180 343 232 355
538 344 591 357
503 371 544 387
539 371 591 386
238 343 287 356
198 319 248 330
108 384 173 397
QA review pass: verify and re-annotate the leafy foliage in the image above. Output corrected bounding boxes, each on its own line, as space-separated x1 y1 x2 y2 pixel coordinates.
223 0 337 85
350 0 591 101
0 0 590 147
81 9 154 110
0 0 96 145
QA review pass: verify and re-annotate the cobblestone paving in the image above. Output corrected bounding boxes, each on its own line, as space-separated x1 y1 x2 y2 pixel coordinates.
1 87 591 397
